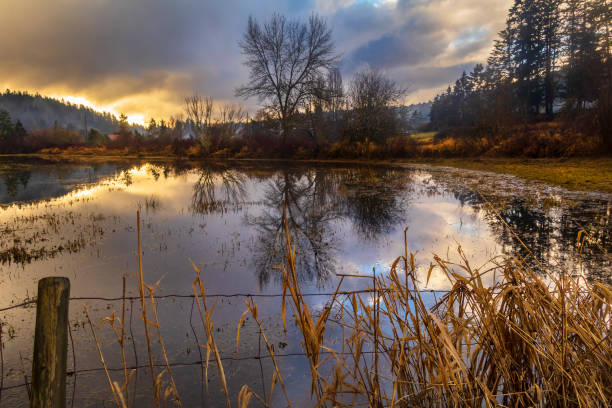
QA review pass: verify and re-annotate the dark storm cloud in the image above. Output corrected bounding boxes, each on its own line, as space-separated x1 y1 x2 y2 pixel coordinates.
344 16 445 70
2 0 265 90
0 0 511 119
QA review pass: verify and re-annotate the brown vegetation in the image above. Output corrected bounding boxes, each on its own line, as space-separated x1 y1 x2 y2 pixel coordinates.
272 223 611 406
84 209 611 407
31 120 605 160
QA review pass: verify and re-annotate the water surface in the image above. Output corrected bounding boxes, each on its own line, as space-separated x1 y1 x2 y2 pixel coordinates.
0 158 609 407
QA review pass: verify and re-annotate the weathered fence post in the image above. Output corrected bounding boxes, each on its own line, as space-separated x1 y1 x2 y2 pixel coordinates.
30 277 70 408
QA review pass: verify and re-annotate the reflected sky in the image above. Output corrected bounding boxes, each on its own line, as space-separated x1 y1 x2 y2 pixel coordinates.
0 158 609 406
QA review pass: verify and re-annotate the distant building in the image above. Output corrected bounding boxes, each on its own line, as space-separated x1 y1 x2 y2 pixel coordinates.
107 134 119 141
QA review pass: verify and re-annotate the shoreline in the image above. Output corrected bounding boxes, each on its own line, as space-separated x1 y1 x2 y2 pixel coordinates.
2 153 611 194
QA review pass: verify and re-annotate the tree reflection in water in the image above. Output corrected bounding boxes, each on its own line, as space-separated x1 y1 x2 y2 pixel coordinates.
341 167 412 241
248 165 414 288
451 186 611 281
248 167 341 287
1 159 608 287
190 164 248 215
2 167 31 198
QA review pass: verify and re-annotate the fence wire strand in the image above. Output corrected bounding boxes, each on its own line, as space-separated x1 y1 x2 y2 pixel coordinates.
0 288 458 313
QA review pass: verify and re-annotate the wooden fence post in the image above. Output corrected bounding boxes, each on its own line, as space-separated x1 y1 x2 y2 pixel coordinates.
30 277 70 408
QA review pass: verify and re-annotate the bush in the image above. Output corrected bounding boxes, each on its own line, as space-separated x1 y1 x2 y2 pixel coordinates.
26 128 84 151
421 122 602 158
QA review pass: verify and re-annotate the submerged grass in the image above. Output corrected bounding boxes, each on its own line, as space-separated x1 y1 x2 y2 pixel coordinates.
84 207 610 407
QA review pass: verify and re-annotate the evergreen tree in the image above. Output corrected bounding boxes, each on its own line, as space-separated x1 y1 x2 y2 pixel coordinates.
488 27 515 80
539 0 562 117
564 0 604 108
430 0 608 130
147 118 158 139
0 110 13 143
509 0 545 115
117 113 133 146
13 120 26 151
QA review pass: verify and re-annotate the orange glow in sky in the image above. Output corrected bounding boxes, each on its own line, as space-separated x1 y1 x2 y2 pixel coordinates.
48 94 146 126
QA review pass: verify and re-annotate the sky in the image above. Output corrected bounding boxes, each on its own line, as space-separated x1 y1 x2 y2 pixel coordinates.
0 0 512 125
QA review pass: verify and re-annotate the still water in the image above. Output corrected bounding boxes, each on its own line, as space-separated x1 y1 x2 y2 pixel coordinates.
0 158 609 406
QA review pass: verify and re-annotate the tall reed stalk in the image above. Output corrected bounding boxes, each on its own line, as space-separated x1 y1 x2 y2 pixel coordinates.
136 210 157 404
276 217 611 407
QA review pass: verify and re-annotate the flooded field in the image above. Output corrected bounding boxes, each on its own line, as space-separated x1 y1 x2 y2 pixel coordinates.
0 157 610 407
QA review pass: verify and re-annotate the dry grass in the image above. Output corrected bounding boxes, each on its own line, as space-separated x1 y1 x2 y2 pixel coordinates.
272 220 611 407
83 208 611 407
191 260 231 408
409 132 437 144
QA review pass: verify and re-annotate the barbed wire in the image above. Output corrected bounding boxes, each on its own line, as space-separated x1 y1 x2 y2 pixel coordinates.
1 284 599 314
0 288 458 313
0 280 602 394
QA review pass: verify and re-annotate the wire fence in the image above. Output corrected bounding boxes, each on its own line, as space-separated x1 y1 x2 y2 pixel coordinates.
0 282 505 402
1 283 597 314
0 348 389 392
0 288 458 313
0 168 609 405
0 281 598 394
0 286 443 397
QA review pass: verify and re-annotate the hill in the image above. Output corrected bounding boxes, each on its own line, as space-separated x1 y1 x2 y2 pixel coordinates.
0 90 121 134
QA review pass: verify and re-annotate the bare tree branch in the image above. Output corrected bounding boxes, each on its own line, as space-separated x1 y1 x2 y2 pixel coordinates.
236 13 338 143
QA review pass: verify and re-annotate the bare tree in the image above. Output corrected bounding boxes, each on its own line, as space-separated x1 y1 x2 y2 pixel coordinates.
217 103 246 142
184 93 214 145
326 67 344 122
348 68 405 143
168 114 184 142
236 13 338 143
300 68 345 142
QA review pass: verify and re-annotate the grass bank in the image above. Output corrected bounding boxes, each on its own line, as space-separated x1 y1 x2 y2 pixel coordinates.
423 157 612 194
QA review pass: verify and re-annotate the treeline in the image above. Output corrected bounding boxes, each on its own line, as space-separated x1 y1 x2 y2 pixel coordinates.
0 90 122 133
0 108 139 153
168 67 418 158
430 0 611 146
0 79 432 156
0 108 86 153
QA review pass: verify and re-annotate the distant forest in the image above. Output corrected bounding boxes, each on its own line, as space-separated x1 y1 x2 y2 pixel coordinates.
0 90 121 133
429 0 610 145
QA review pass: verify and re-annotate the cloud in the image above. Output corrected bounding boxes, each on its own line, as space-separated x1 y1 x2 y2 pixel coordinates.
344 15 445 70
0 0 511 121
338 0 510 99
